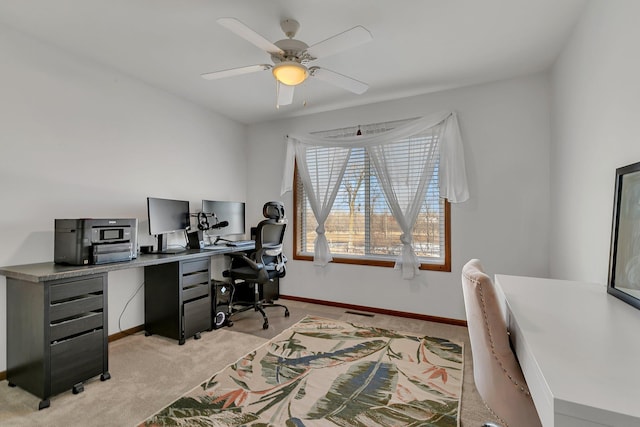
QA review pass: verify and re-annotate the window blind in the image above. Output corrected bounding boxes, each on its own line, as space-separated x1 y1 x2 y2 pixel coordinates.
295 121 446 265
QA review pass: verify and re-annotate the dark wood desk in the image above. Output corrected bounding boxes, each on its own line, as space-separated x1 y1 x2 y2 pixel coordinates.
0 246 246 283
0 246 251 410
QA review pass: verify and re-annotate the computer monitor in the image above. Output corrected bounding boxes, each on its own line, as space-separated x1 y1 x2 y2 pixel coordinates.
147 197 190 253
201 200 245 240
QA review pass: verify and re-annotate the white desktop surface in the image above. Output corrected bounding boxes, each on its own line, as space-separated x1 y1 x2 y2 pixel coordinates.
494 275 640 427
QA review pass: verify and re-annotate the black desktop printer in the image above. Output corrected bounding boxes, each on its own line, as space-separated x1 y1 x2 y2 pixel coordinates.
54 218 138 265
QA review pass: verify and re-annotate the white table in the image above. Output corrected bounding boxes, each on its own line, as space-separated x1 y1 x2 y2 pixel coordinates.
494 275 640 427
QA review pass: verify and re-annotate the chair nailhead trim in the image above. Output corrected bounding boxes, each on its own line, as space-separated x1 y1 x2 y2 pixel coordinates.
463 270 536 427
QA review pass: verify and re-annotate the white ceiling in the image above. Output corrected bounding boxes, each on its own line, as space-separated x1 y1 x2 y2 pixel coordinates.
0 0 587 124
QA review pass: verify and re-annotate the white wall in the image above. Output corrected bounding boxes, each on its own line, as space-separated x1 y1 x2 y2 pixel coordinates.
0 26 248 372
247 73 552 321
550 0 640 283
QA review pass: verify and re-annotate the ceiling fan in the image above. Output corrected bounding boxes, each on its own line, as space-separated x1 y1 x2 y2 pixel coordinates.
201 17 373 107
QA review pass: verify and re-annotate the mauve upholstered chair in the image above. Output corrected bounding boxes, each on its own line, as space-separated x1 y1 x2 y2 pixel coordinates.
461 259 542 427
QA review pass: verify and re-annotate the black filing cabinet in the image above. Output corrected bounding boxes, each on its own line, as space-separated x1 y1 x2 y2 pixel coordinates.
6 273 110 410
144 258 212 345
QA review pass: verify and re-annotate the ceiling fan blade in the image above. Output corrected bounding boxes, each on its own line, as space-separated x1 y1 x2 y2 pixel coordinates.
277 82 295 106
309 67 369 94
306 26 372 59
201 64 271 80
217 17 284 55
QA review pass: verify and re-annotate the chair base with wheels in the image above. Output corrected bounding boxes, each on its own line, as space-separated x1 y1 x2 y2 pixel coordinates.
226 280 289 329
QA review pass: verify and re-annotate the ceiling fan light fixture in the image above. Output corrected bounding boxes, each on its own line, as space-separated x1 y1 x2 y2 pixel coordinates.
273 62 308 86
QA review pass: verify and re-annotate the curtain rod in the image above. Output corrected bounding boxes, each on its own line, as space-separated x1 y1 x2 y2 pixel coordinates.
309 116 421 136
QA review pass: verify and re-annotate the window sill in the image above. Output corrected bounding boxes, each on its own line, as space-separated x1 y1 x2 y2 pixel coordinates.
293 254 451 272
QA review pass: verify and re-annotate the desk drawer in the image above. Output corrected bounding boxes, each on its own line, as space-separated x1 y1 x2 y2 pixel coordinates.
182 271 209 288
182 283 209 302
50 276 104 302
183 297 211 338
50 294 103 322
50 329 104 394
182 259 209 275
50 312 103 342
508 310 553 427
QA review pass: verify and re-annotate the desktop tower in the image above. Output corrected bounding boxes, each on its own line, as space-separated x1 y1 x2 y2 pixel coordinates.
212 281 231 329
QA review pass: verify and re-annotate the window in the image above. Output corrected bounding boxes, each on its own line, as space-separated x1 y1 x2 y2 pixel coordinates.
293 122 451 271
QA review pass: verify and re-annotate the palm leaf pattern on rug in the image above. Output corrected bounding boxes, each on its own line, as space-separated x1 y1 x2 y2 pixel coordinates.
141 315 463 426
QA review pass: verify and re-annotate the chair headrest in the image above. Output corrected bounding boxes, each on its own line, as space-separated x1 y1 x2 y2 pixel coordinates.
263 201 285 220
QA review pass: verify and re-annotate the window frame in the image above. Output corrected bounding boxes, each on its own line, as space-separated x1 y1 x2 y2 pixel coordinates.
292 162 451 272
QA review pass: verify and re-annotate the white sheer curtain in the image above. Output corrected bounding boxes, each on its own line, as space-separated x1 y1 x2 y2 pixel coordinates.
294 143 351 265
281 111 469 275
367 129 439 279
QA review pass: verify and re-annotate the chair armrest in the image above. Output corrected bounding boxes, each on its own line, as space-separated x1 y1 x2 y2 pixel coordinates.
226 251 250 258
226 252 264 271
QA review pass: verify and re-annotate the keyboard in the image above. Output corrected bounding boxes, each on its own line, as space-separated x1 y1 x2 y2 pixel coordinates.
226 240 255 247
152 248 187 254
201 245 227 251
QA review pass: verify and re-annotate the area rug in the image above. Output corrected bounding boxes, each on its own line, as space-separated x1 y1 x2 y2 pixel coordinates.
140 315 463 426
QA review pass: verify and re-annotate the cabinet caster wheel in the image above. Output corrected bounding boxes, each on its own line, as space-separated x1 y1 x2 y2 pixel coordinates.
179 338 185 345
39 399 50 410
263 321 269 330
100 372 111 381
194 332 202 340
227 320 234 327
8 382 16 388
284 309 290 317
72 383 84 394
144 331 152 337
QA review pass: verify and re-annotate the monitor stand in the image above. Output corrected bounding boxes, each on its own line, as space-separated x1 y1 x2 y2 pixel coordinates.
152 233 185 254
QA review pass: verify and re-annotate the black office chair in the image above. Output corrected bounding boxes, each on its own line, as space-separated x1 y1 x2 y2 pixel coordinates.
223 201 289 329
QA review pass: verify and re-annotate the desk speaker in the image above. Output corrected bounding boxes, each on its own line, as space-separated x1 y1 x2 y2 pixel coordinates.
213 281 231 329
187 230 204 249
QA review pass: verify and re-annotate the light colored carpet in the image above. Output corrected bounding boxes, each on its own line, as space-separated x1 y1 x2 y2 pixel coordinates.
0 300 500 426
141 315 464 426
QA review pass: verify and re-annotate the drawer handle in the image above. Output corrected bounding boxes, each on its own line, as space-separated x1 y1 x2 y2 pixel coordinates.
51 328 103 345
51 291 103 305
50 310 102 326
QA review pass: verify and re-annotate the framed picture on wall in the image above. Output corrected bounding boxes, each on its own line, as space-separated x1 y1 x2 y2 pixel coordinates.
608 161 640 310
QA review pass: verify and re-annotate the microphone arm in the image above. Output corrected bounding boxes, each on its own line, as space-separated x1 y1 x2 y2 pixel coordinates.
210 220 229 229
192 212 229 231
